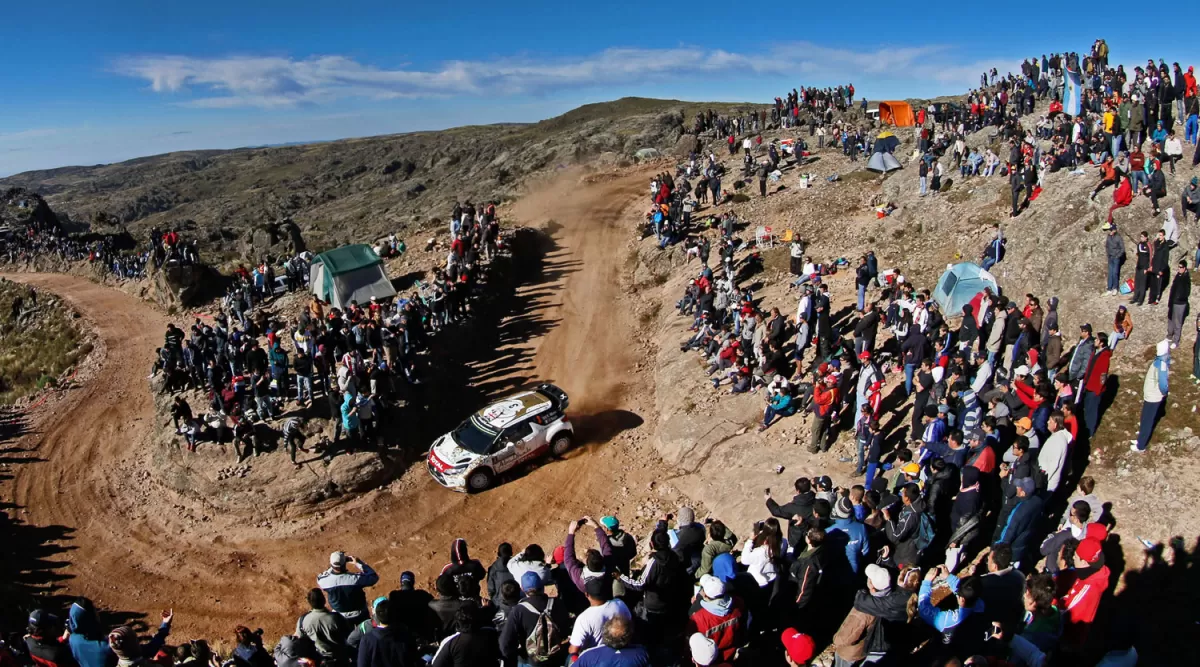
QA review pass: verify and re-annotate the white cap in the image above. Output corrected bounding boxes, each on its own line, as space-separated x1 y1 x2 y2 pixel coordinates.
689 633 719 666
1156 339 1171 356
330 551 348 567
1014 364 1030 376
865 564 892 592
699 574 726 599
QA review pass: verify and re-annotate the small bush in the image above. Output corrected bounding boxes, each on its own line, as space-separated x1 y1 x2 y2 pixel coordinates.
731 193 752 203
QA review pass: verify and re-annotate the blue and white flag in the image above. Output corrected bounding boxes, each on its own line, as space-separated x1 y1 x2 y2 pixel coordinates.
1064 68 1082 117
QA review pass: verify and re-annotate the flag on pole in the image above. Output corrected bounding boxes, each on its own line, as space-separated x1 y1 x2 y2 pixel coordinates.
1064 67 1082 117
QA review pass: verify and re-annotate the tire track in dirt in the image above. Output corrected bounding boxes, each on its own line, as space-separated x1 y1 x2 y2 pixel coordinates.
1 168 662 639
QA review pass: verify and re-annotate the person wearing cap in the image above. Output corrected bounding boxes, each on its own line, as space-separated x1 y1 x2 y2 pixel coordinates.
386 572 437 647
296 588 351 662
780 628 816 667
964 429 996 475
346 595 388 653
1054 526 1111 652
598 516 637 575
854 348 880 415
25 610 76 667
499 570 572 666
1131 339 1172 452
105 610 174 667
318 552 379 622
687 633 725 667
827 495 869 574
686 575 747 663
837 562 913 664
994 475 1044 566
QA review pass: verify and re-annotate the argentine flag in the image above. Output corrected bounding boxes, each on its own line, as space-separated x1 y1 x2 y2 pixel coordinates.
1064 68 1082 117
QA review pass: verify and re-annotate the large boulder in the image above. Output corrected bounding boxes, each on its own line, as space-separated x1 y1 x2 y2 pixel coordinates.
671 133 701 158
239 218 307 260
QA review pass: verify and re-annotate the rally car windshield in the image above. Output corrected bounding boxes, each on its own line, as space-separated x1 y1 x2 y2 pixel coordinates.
452 418 497 455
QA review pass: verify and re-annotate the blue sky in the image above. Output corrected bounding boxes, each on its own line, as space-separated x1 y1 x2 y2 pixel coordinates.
0 1 1192 176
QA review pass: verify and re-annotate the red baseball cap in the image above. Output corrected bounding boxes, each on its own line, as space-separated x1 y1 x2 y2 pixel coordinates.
551 545 565 565
1076 538 1103 564
781 628 815 665
858 350 872 360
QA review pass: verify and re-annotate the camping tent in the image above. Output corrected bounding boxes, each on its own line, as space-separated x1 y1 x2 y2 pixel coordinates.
878 101 915 127
309 244 396 309
933 262 998 316
867 131 903 173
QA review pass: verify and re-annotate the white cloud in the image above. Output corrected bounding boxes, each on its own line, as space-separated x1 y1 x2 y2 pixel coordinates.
114 43 1014 109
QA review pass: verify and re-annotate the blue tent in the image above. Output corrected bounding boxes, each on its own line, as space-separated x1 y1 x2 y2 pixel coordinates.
933 262 999 316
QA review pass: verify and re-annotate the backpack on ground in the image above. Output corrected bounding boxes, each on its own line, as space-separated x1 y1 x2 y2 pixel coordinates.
521 598 565 663
914 511 936 553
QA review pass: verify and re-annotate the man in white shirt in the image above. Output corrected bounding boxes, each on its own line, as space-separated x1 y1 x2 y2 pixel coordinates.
569 579 632 658
1039 412 1071 493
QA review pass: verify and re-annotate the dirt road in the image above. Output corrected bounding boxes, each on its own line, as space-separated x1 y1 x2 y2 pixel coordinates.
1 169 668 640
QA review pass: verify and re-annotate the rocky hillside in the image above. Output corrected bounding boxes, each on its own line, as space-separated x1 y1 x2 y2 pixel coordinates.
0 98 754 265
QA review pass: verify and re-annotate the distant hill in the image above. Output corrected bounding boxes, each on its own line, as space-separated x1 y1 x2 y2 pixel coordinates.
0 97 761 265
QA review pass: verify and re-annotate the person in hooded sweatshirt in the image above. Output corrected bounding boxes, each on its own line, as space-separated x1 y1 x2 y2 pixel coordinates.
440 539 486 591
686 575 748 664
507 544 552 583
670 506 707 575
67 599 115 667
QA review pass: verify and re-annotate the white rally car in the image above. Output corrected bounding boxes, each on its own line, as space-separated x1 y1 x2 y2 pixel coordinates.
427 383 574 492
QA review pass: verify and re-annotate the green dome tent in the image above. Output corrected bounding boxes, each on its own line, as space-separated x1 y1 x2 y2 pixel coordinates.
309 243 396 309
933 262 998 316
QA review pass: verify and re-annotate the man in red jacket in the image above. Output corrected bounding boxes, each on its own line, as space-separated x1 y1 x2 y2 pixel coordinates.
687 575 747 664
1079 332 1111 440
809 375 840 453
1055 524 1110 653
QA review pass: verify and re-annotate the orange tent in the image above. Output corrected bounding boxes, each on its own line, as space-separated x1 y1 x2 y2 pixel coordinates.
878 101 915 127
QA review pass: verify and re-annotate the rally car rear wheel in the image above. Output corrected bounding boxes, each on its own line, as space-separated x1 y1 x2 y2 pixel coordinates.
466 468 495 492
550 433 573 456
